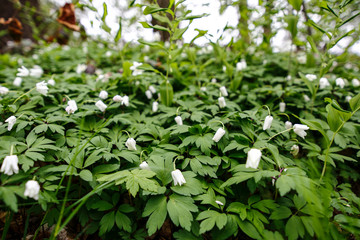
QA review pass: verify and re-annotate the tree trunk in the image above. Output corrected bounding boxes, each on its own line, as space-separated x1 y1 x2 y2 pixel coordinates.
150 0 172 42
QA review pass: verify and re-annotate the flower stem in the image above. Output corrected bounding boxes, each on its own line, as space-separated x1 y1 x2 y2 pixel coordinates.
10 145 14 155
267 128 293 142
121 130 131 138
13 87 36 104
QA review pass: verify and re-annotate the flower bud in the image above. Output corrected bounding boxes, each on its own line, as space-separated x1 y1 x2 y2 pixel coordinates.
149 85 156 94
246 149 262 169
152 101 158 112
174 116 183 126
122 95 130 106
113 95 123 102
30 66 43 78
125 138 137 150
99 90 108 100
285 121 293 130
319 77 330 89
36 81 49 96
215 200 224 206
0 86 9 95
24 180 40 200
346 96 352 102
145 90 152 99
336 78 345 88
305 74 316 81
219 86 228 97
48 79 55 86
352 78 359 87
212 128 225 142
171 169 186 186
13 77 22 86
218 97 226 108
95 100 107 112
65 100 78 114
303 95 310 102
263 115 273 130
5 116 16 131
0 155 19 175
279 102 286 112
139 161 150 170
291 145 299 156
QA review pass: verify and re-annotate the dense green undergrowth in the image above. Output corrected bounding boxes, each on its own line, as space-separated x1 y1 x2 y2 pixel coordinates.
0 39 359 240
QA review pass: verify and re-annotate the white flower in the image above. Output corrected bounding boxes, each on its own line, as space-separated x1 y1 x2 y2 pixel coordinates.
145 90 153 99
263 115 273 130
5 116 16 131
149 85 156 94
305 74 317 81
285 121 293 130
319 77 330 89
286 75 292 81
113 95 123 102
76 64 87 74
13 77 22 86
174 116 183 126
171 169 186 186
212 128 226 142
303 95 310 102
346 96 352 102
99 90 108 100
48 79 55 86
336 78 345 88
236 59 247 71
130 62 143 76
30 65 43 78
0 155 19 175
218 97 226 108
17 66 30 77
65 100 77 114
279 102 286 112
200 87 207 91
95 100 107 112
293 124 309 139
219 86 228 97
24 180 40 200
105 51 112 57
0 86 9 95
125 138 137 150
352 78 360 87
246 149 262 169
122 95 130 106
139 161 150 170
215 200 224 206
291 145 299 156
36 81 49 96
211 78 217 83
152 101 159 112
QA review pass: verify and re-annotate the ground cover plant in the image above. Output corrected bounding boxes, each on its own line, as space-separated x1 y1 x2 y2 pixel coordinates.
0 0 360 239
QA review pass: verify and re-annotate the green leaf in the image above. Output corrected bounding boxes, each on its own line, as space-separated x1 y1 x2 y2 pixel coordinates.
171 171 204 196
143 195 167 235
125 169 158 197
235 216 262 239
221 172 254 188
276 175 295 196
197 210 228 234
143 5 169 15
349 92 360 112
288 0 302 11
99 211 115 235
285 15 298 39
79 169 93 182
139 22 170 33
160 80 173 106
285 215 305 240
336 12 360 28
298 72 315 96
270 206 292 220
0 187 18 212
115 211 132 232
101 2 108 22
114 17 122 43
167 194 198 231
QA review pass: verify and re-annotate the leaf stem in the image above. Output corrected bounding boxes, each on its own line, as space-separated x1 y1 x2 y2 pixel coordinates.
13 87 36 104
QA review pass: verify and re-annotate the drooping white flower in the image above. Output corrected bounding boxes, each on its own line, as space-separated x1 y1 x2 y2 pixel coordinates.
149 85 156 94
293 124 309 139
145 90 153 99
246 149 262 169
171 169 186 186
346 96 352 102
200 87 207 92
352 78 360 87
122 95 130 106
211 78 217 83
13 77 22 86
125 138 137 150
130 62 143 76
291 145 299 156
105 51 112 57
212 128 226 142
0 86 9 95
99 90 108 100
36 81 49 96
5 116 16 131
65 100 77 114
215 200 224 206
319 77 330 89
17 66 30 77
24 180 40 200
47 79 55 86
174 116 183 126
30 65 43 78
139 161 150 170
279 102 286 112
76 64 87 74
218 97 226 108
303 95 310 102
305 74 317 81
336 78 345 88
95 100 107 112
286 75 292 81
113 95 123 102
236 59 247 71
0 155 19 175
219 86 228 97
152 101 159 112
263 115 273 130
285 121 293 130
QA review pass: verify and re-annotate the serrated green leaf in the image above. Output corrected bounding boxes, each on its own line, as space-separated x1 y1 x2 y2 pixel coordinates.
143 195 167 235
197 210 227 234
167 194 198 231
